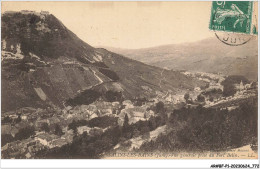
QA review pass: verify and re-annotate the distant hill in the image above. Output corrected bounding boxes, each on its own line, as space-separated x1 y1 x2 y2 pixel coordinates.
1 11 205 112
101 37 258 81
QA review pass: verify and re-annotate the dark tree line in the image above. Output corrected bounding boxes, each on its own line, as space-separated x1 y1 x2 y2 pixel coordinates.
139 97 257 152
221 75 250 97
2 125 36 146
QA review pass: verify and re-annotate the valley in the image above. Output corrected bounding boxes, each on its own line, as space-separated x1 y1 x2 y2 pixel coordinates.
1 11 258 159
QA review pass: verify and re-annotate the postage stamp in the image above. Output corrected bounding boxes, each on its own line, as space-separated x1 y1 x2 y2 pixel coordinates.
209 1 257 46
209 1 253 34
251 1 258 35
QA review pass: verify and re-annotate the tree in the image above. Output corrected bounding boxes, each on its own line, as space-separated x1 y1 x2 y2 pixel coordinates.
122 114 133 139
155 101 165 114
221 75 249 86
15 126 35 141
184 93 190 102
123 114 129 128
89 128 103 137
15 115 22 123
155 101 167 125
1 134 14 146
104 91 122 102
197 94 205 102
113 125 123 142
221 75 249 97
54 124 63 136
88 116 118 128
141 126 150 140
148 116 157 131
41 122 50 132
80 137 89 156
132 128 141 137
68 120 77 133
223 84 236 97
205 83 210 89
2 116 12 123
251 82 257 88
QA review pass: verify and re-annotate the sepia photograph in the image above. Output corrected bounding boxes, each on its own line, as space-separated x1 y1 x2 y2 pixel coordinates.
1 1 258 163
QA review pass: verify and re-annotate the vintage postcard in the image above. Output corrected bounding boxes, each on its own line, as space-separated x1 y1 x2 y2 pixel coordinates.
1 1 258 162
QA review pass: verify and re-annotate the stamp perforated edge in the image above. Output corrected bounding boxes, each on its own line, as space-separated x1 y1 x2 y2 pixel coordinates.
209 1 255 35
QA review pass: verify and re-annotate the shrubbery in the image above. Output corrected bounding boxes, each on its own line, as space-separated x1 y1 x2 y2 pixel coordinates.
221 75 249 97
139 97 257 152
201 88 222 96
88 116 118 129
98 68 119 81
223 84 236 97
15 126 35 141
1 134 14 146
67 89 101 106
104 91 123 102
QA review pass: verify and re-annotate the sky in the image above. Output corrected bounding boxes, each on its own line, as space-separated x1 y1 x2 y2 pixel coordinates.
2 1 215 49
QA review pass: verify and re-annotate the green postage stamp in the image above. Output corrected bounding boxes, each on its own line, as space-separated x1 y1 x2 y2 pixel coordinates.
209 1 257 35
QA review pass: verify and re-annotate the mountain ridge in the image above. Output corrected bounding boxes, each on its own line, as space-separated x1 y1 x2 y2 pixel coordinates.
1 11 205 112
100 36 258 81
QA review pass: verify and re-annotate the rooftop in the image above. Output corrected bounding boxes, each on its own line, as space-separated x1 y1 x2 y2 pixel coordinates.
50 138 67 147
36 133 59 142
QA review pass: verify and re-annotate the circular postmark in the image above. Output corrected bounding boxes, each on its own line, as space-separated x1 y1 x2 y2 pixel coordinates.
214 31 252 46
211 2 255 46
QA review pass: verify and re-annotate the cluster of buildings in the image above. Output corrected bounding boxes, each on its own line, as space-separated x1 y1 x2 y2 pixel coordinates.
63 101 121 121
4 10 49 16
2 70 257 158
118 103 155 126
1 129 74 159
1 97 161 158
1 100 123 158
154 90 186 104
35 132 70 148
204 80 257 108
182 71 225 83
2 137 46 159
234 81 256 93
1 41 24 61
